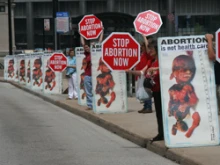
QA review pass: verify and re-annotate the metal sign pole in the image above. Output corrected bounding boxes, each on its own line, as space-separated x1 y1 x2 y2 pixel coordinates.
54 18 57 50
53 0 58 51
8 0 13 55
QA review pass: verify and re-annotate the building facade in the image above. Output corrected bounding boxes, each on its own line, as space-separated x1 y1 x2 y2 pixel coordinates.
13 0 220 50
0 0 15 55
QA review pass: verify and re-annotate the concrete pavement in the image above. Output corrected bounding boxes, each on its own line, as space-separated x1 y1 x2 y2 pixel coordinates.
0 83 177 165
1 78 220 165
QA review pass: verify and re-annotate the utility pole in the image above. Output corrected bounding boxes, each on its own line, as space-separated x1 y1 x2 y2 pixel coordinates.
42 19 45 50
8 0 13 54
53 0 60 50
166 0 175 36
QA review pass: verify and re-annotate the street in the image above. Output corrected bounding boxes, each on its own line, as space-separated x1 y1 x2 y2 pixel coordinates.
0 83 177 165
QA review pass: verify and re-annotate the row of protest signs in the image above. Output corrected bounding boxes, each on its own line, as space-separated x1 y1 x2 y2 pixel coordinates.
75 45 128 114
4 53 62 94
76 35 220 148
4 9 220 149
3 49 128 114
3 35 220 148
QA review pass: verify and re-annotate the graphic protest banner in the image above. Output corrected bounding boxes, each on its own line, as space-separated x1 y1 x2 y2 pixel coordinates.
4 55 15 81
14 55 19 82
42 54 62 94
17 54 26 85
25 54 31 86
158 36 220 148
30 53 44 90
91 45 127 114
75 47 87 106
3 56 7 80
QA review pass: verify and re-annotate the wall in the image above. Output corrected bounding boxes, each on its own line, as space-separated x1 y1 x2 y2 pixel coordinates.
0 1 9 55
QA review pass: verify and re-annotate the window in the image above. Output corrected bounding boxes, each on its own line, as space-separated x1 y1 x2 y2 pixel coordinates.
177 15 220 36
0 6 5 12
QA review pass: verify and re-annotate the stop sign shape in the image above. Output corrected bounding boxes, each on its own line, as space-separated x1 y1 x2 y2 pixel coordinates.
134 10 163 36
49 53 67 72
102 32 140 71
216 28 220 63
78 14 103 40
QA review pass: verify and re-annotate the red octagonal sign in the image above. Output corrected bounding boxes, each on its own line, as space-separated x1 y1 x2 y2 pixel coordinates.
102 32 140 71
49 53 67 72
79 14 103 40
134 10 163 36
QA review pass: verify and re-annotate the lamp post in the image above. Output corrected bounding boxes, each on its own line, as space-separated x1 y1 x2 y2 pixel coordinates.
8 0 13 55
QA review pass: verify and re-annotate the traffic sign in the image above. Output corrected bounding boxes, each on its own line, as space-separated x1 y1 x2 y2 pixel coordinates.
78 14 103 40
102 32 140 71
216 28 220 63
49 53 67 72
133 10 163 36
56 12 69 33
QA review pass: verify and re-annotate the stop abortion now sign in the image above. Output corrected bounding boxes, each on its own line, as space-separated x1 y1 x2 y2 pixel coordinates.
49 53 67 72
78 14 103 40
102 32 140 71
134 10 163 36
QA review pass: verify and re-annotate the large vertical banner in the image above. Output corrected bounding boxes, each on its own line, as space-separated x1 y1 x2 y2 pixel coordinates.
4 55 15 81
4 56 7 80
42 54 62 94
30 53 44 90
14 55 19 82
91 45 127 113
25 54 32 86
75 47 87 106
18 54 26 85
158 36 220 148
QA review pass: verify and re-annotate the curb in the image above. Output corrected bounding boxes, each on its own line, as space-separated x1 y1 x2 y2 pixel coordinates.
0 80 200 165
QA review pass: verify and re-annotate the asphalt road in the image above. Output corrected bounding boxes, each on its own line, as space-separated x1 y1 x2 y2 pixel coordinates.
0 83 177 165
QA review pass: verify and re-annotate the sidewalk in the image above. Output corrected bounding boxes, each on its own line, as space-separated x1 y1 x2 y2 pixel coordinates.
1 78 220 165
